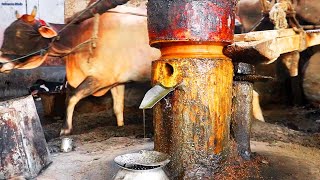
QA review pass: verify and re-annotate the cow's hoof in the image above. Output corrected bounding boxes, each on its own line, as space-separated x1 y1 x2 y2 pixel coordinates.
60 128 72 136
117 122 124 127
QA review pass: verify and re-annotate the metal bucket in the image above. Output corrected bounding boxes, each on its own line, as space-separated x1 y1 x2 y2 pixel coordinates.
60 138 73 153
113 150 170 180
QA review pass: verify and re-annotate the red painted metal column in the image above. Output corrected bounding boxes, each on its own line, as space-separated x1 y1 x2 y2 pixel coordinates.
147 0 237 179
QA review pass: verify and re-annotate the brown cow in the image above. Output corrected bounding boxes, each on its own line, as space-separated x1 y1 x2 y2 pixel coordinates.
238 0 320 32
0 4 160 135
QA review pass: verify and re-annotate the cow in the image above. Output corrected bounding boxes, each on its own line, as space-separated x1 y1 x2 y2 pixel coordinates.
0 1 161 135
238 0 320 32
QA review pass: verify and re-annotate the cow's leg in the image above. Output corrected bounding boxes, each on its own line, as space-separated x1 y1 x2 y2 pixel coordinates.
280 51 302 105
60 76 101 135
252 90 265 121
110 84 125 126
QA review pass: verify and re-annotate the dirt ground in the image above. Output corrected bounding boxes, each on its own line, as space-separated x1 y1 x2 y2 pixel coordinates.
32 89 320 180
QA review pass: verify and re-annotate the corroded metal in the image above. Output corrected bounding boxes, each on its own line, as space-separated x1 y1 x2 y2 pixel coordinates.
233 62 255 75
233 62 272 82
152 58 233 178
0 96 51 179
233 74 273 82
231 81 253 160
147 0 237 47
231 62 258 160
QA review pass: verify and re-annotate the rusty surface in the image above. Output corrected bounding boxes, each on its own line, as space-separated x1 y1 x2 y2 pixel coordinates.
0 96 51 179
233 62 255 75
147 0 237 47
233 62 272 82
0 109 28 179
152 57 233 179
231 81 253 161
233 74 273 82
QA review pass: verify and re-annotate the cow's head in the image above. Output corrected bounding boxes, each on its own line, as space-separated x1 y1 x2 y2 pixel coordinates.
0 6 57 73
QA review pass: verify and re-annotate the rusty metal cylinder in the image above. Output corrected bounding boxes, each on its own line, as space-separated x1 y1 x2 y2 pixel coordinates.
147 0 237 178
147 0 237 46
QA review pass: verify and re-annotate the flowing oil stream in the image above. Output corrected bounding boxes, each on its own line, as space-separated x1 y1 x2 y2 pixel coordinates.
143 109 146 139
139 84 175 139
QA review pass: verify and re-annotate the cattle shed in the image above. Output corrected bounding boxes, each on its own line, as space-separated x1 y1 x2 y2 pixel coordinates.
0 0 320 179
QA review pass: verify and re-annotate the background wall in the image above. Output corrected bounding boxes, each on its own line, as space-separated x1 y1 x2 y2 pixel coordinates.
64 0 89 19
0 67 66 100
0 0 26 45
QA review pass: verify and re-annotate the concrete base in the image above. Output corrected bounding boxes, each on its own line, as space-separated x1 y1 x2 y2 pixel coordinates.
38 137 153 180
36 137 320 180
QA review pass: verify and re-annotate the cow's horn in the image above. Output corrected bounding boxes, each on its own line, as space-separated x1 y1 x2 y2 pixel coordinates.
15 10 21 19
31 6 37 18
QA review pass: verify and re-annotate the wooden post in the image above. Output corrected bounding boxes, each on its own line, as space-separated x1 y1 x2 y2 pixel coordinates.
147 0 237 178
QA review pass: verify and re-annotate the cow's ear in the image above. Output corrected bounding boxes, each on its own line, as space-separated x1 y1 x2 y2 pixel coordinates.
15 10 21 19
38 26 58 38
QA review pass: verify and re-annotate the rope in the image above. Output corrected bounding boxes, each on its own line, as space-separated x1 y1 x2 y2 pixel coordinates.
0 48 49 64
269 2 288 29
60 13 101 57
60 39 93 57
107 10 147 17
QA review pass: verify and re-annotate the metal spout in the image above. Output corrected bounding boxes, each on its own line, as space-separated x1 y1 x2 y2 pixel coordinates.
139 85 175 109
